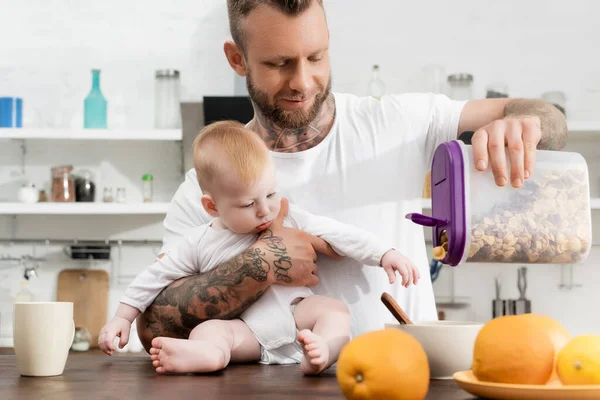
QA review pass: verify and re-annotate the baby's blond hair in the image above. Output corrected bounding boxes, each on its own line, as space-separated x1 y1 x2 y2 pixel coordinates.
193 120 270 194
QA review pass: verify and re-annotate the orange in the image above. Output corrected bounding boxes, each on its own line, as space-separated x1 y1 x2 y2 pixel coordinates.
557 334 600 385
518 313 571 383
472 314 555 385
336 329 429 400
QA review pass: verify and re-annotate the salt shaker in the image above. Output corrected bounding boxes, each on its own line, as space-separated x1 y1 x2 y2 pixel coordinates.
116 187 127 203
154 70 181 129
103 187 113 203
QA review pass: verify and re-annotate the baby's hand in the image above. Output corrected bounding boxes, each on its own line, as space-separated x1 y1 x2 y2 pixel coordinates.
98 316 132 356
380 250 420 287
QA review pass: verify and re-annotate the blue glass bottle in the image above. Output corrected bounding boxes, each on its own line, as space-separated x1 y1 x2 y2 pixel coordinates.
84 69 107 129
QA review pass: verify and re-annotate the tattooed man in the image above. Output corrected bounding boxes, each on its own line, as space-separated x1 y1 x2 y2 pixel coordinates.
134 0 567 352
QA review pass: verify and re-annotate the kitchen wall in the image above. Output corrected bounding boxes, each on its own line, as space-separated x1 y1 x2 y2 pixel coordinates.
1 0 599 345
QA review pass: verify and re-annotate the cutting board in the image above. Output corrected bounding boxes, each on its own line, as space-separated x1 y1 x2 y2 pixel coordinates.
57 269 109 348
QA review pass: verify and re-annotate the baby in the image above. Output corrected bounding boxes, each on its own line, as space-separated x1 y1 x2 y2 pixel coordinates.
98 121 420 375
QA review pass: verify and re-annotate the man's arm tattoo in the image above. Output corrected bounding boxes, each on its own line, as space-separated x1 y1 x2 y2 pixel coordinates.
504 98 568 150
259 228 292 284
141 230 292 339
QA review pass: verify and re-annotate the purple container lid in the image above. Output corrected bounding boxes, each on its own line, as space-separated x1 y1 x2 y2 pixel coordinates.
406 140 467 266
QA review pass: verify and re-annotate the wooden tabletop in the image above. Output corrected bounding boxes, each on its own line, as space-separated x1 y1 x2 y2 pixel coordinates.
0 349 476 399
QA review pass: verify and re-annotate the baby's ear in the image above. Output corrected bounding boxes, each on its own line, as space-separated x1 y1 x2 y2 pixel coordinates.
201 195 219 217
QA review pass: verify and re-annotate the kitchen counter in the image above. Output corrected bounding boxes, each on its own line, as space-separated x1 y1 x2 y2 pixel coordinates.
0 349 475 399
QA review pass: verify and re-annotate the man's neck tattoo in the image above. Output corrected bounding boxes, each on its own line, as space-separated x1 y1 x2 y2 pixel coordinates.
250 94 336 153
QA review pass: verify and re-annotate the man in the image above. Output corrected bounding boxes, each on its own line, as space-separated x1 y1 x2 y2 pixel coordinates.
134 0 566 352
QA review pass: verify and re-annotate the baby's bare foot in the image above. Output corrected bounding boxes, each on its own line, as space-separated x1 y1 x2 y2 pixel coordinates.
149 337 226 374
297 329 330 375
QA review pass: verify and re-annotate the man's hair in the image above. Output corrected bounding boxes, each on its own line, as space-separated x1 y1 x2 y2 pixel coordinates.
227 0 324 51
193 120 270 194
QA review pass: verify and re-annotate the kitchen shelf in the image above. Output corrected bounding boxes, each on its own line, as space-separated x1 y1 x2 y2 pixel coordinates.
0 128 181 141
567 121 600 139
422 198 600 210
0 202 170 215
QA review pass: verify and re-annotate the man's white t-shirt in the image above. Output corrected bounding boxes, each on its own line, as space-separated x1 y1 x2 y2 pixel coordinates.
160 92 466 337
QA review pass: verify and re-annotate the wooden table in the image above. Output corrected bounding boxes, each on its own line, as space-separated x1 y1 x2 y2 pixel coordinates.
0 349 476 399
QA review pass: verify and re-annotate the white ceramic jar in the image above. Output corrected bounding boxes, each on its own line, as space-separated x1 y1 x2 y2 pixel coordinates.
18 183 39 204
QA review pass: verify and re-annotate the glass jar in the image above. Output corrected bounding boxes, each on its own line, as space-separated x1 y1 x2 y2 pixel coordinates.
486 82 509 98
542 91 567 116
74 169 96 202
154 69 181 129
447 73 473 101
51 165 75 202
38 190 48 202
142 174 153 202
72 327 92 352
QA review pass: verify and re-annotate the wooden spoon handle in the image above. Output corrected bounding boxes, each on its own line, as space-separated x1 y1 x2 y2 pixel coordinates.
381 292 413 325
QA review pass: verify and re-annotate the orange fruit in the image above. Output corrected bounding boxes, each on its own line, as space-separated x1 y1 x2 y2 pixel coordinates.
557 334 600 385
336 329 429 400
518 313 571 383
472 315 555 385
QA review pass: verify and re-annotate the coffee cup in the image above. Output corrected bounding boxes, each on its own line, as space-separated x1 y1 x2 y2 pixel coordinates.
13 302 75 377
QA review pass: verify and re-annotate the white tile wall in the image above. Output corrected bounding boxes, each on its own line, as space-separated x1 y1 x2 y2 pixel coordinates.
1 0 599 345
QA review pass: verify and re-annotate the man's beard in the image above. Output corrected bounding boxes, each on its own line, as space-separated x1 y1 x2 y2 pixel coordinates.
246 71 331 130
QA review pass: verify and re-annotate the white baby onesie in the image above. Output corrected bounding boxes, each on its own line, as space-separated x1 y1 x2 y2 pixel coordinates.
121 203 393 363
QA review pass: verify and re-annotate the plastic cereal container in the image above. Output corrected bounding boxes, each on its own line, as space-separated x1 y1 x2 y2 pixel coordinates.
407 140 592 266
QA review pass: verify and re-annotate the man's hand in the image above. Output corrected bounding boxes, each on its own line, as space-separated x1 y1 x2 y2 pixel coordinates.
259 198 341 287
459 98 567 189
471 116 542 188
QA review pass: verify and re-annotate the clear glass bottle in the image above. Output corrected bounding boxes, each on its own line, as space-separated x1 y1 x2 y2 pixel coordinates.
142 174 154 202
154 70 181 129
84 69 108 129
368 65 385 100
447 73 473 101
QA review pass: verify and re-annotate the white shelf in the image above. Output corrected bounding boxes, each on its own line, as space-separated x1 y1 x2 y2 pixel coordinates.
0 122 595 141
0 202 170 215
422 198 600 210
0 128 182 141
567 121 600 139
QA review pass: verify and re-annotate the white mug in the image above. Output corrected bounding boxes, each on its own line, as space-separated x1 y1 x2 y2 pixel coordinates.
13 302 75 377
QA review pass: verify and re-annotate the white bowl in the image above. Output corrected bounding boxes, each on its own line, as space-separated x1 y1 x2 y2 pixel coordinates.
385 320 483 380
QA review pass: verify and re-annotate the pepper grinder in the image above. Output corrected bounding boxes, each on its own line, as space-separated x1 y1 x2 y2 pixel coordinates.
515 266 532 315
492 277 506 318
